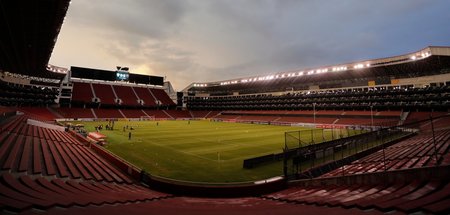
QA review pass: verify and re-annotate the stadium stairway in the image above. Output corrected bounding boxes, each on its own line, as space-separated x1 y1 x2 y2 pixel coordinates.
91 83 117 105
162 110 174 119
113 85 140 106
150 88 175 106
90 108 97 118
133 87 157 107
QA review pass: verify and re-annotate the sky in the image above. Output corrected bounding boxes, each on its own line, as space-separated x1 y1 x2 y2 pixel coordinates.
50 0 450 91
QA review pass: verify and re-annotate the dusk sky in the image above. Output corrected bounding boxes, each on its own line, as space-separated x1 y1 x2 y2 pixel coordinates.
50 0 450 90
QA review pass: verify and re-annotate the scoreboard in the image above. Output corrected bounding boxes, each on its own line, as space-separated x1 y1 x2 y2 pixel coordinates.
116 67 129 81
70 66 164 86
116 71 129 81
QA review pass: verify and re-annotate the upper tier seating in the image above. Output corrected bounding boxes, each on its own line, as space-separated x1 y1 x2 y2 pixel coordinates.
113 85 139 106
71 82 93 103
133 87 157 107
187 85 450 111
0 80 57 106
91 84 116 105
71 83 174 108
150 89 175 106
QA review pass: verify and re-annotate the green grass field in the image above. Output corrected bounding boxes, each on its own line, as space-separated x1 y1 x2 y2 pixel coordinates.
78 120 335 183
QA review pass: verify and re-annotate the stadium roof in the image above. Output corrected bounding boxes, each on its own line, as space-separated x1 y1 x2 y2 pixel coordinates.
185 46 450 93
0 0 70 79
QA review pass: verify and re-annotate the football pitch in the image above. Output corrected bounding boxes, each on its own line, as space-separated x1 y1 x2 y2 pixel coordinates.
79 120 332 183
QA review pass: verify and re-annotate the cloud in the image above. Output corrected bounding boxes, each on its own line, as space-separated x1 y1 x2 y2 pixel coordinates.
65 0 189 39
51 0 450 90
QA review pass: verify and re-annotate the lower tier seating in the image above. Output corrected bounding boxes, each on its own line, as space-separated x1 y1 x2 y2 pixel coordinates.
264 178 450 214
0 173 170 212
321 129 450 177
15 196 388 215
164 110 192 119
93 109 124 118
0 115 133 183
56 108 95 118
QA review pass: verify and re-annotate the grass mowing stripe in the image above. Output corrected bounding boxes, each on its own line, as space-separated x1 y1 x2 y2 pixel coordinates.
135 136 218 162
76 120 329 182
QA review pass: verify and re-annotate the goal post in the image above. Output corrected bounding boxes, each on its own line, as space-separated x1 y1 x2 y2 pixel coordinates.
140 115 155 121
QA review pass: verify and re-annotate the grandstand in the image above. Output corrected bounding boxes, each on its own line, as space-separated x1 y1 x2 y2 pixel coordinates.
71 82 95 104
0 0 450 214
113 85 140 106
91 83 117 105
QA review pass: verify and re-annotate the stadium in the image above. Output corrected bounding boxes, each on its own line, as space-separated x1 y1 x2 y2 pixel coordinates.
1 1 450 214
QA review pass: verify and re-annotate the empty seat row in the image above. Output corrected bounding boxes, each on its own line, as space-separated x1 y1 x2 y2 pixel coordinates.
164 110 192 119
0 115 132 183
264 179 450 214
0 131 132 183
0 173 170 212
321 129 450 177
